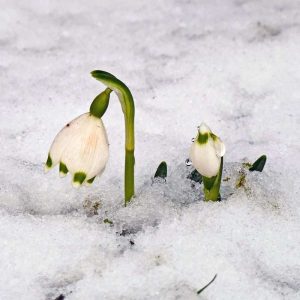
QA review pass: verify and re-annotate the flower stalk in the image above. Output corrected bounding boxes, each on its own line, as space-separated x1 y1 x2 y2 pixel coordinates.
202 157 223 201
91 70 135 206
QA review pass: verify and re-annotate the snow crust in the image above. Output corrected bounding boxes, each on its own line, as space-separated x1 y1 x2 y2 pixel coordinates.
0 0 300 299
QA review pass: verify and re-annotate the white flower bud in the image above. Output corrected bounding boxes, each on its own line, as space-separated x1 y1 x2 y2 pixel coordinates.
45 113 109 187
190 123 225 178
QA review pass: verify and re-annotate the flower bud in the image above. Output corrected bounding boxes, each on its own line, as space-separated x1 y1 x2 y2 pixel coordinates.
45 113 109 187
189 123 225 178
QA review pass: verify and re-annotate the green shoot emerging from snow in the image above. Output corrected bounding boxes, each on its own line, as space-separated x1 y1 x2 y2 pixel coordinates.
154 161 168 179
249 155 267 172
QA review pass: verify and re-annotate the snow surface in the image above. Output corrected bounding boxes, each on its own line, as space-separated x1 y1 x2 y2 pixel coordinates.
1 0 300 299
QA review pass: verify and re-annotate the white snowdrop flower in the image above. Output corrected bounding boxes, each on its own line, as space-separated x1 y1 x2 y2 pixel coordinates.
45 113 109 187
190 123 225 178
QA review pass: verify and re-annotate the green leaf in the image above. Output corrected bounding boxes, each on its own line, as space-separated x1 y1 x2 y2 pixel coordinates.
187 169 202 183
249 155 267 172
197 274 217 294
154 161 167 179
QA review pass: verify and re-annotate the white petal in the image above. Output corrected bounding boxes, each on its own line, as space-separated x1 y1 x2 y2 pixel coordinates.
44 162 51 173
61 115 109 180
198 122 212 134
48 113 90 167
213 137 226 157
59 171 67 178
190 140 221 178
72 181 81 188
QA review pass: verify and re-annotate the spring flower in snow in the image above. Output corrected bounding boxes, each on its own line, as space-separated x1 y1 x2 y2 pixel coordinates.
190 123 225 178
45 71 136 206
45 111 109 187
190 123 225 201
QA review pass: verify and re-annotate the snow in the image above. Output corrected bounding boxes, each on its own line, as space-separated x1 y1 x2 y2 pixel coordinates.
1 0 300 299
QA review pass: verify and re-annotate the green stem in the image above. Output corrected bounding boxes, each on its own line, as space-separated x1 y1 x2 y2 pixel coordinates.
202 157 223 201
91 70 135 205
125 149 135 204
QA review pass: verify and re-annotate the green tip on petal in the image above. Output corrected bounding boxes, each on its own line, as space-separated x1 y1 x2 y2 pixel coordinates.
86 176 96 186
44 154 52 172
197 132 209 144
59 162 68 177
210 133 218 142
72 172 87 188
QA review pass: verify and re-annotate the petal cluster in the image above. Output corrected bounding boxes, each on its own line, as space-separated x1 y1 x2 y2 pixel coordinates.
189 123 225 178
45 113 109 187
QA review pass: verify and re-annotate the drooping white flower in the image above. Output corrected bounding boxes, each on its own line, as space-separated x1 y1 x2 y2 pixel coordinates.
189 123 225 178
45 113 109 187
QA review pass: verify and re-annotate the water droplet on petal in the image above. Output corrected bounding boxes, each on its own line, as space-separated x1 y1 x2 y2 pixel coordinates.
185 158 192 166
191 138 195 142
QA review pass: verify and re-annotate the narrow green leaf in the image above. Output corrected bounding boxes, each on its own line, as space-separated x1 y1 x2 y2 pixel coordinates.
154 161 167 179
249 155 267 172
197 274 217 294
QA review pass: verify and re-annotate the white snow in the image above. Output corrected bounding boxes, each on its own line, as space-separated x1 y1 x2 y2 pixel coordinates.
1 0 300 299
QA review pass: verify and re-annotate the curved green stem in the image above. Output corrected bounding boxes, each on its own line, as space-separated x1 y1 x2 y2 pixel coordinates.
91 70 135 206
